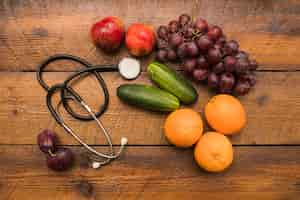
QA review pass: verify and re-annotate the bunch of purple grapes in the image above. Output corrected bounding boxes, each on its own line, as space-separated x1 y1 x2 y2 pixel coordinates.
156 14 258 96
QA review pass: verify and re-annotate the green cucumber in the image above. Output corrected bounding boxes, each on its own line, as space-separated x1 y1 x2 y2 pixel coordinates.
117 84 180 112
147 61 198 104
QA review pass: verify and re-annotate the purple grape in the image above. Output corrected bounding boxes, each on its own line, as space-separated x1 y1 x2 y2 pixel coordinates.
183 58 197 73
37 129 58 154
194 18 208 32
196 56 209 69
156 39 168 49
169 33 183 48
177 43 188 59
157 25 169 40
224 40 239 55
247 73 256 86
156 50 168 62
235 58 249 74
207 48 222 64
249 59 258 70
212 62 225 74
193 69 209 81
196 35 213 51
46 148 74 171
219 88 232 94
219 72 235 92
216 35 227 45
234 80 251 96
207 72 219 88
236 51 249 60
179 14 191 27
214 43 223 50
207 25 223 40
224 56 237 72
167 49 177 61
186 41 199 57
184 27 195 38
168 20 179 33
240 72 256 86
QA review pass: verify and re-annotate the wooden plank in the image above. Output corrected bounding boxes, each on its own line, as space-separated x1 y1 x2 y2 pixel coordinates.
1 0 300 71
1 146 300 199
0 71 299 145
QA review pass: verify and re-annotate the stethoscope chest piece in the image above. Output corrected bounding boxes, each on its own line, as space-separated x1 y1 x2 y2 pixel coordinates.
118 57 141 80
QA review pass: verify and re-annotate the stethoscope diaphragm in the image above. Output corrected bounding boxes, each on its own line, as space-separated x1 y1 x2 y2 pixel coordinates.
118 57 141 80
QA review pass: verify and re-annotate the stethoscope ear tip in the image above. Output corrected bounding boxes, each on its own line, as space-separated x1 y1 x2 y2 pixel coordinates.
121 137 128 146
92 162 101 169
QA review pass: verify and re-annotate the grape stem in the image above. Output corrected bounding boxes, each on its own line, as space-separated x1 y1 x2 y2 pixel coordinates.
192 30 203 41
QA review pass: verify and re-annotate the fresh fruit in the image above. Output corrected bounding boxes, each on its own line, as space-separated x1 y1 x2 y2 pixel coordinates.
212 62 224 74
169 33 183 48
194 18 208 32
156 49 168 62
46 148 74 171
234 80 251 96
183 58 197 73
155 14 258 96
168 20 179 33
207 25 223 41
167 49 177 61
224 56 237 72
197 35 213 51
126 24 155 57
219 72 235 92
37 129 58 154
148 61 198 104
207 72 219 88
157 25 169 40
194 132 233 172
196 56 209 69
224 40 239 56
205 94 246 135
90 16 125 53
186 41 199 57
164 109 203 148
235 58 249 75
193 69 209 81
207 48 222 65
179 14 191 26
117 84 180 112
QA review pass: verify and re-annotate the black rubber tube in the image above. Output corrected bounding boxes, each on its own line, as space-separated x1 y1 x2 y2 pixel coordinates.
36 54 117 121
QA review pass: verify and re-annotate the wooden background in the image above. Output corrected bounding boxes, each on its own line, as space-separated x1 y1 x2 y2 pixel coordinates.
1 0 300 199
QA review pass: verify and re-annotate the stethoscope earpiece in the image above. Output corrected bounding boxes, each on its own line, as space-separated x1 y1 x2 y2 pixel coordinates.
121 137 128 145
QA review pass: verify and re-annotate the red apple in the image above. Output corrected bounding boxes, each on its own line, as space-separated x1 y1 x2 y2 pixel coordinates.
90 16 125 53
125 24 155 57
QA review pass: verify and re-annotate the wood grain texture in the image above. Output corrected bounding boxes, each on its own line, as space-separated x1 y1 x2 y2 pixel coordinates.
1 0 300 71
1 71 299 145
1 146 300 199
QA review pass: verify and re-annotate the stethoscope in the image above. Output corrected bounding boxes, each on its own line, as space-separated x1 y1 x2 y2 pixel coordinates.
36 54 140 169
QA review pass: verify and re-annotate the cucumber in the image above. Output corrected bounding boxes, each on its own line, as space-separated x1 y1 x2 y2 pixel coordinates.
117 84 180 112
147 61 198 104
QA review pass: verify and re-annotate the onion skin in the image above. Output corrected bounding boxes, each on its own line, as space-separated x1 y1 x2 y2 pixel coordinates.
37 129 58 154
46 148 74 171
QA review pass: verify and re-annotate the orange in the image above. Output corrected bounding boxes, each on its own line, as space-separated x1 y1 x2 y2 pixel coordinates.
205 94 246 135
194 132 233 172
164 108 203 148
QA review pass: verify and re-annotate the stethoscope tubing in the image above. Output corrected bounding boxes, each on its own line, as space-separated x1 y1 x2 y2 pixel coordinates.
37 54 127 168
